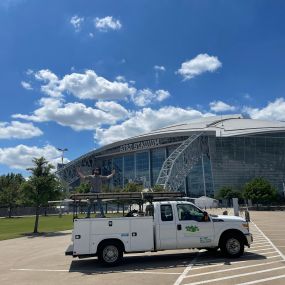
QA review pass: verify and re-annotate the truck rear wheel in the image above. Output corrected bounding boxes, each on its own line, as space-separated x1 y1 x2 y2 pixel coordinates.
98 242 123 266
220 233 244 258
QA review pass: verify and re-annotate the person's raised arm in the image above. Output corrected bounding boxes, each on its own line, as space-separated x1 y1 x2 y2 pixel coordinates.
76 168 86 179
101 169 115 180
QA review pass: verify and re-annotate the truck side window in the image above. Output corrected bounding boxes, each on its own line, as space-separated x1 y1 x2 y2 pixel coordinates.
160 205 173 221
177 204 204 222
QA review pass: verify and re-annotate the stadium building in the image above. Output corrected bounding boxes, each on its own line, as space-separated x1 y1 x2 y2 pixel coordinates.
56 115 285 197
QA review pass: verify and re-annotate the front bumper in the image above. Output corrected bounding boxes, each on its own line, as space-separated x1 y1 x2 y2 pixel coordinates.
245 233 253 247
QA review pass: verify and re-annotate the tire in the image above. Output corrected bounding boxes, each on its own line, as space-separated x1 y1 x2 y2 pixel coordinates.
220 233 244 258
98 242 123 266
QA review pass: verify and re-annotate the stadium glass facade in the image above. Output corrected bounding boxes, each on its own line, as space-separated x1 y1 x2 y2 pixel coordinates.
57 116 285 198
97 133 285 198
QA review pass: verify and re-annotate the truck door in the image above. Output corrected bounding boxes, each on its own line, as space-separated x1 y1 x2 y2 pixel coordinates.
158 204 177 250
175 204 214 249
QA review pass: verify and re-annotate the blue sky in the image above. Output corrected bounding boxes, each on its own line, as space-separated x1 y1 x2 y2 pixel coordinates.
1 0 285 175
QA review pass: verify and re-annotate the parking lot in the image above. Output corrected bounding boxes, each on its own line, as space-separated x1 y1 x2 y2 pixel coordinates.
0 211 284 285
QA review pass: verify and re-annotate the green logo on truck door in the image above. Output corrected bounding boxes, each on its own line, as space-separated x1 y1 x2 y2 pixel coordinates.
185 225 199 232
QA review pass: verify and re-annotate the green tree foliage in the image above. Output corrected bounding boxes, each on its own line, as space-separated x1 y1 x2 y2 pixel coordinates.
216 186 242 199
243 177 277 204
0 173 25 218
75 183 90 193
123 182 143 192
152 184 164 192
21 157 61 233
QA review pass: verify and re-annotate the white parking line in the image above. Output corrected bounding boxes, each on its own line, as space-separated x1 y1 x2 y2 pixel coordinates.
191 255 280 271
183 260 282 279
251 241 270 246
183 265 285 285
250 244 271 249
235 274 285 285
249 248 277 253
173 252 200 285
11 268 69 272
193 255 281 270
252 238 267 242
10 268 181 275
267 238 285 241
191 255 281 271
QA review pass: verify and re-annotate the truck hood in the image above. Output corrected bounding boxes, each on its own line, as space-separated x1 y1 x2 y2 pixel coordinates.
212 215 246 222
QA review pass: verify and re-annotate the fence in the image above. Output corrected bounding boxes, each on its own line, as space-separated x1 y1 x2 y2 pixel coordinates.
0 206 59 217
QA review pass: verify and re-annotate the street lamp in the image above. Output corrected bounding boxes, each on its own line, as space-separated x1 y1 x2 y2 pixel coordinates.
57 148 68 165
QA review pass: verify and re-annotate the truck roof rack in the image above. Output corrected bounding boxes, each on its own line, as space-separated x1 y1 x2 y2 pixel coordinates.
69 191 184 220
70 191 184 202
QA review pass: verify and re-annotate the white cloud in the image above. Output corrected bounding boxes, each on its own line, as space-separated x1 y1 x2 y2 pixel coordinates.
70 15 84 32
177 53 222 80
243 98 285 121
95 106 212 145
154 65 166 71
132 89 170 107
21 81 33 90
95 16 122 31
61 70 136 100
13 98 129 131
0 144 69 170
115 75 126 82
35 69 62 97
26 69 34 76
32 69 169 106
0 121 43 139
209 100 236 112
34 69 136 100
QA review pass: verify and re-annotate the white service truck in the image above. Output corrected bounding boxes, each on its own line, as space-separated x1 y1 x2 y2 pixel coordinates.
66 201 253 266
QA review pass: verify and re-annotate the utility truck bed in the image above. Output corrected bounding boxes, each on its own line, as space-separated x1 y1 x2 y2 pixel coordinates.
72 216 154 257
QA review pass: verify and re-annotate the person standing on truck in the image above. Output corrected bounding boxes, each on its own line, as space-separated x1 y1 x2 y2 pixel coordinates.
76 167 115 218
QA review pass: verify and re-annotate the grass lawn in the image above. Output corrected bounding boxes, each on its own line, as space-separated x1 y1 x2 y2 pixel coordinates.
0 215 74 241
0 213 121 241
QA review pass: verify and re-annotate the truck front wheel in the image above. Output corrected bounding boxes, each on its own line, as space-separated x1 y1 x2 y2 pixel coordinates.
98 242 123 266
220 234 244 258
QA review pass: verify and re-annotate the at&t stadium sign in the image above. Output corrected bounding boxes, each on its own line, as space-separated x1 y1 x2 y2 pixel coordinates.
120 139 160 153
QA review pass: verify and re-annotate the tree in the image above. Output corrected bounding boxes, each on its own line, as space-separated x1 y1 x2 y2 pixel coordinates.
243 177 277 205
22 157 61 233
75 183 90 193
216 186 242 207
152 184 165 192
123 182 143 192
0 173 25 218
216 186 242 199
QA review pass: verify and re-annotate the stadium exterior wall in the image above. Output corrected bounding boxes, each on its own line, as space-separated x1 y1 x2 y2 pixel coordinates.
57 116 285 198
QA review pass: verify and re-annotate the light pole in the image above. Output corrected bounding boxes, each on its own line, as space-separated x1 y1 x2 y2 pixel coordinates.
57 148 68 165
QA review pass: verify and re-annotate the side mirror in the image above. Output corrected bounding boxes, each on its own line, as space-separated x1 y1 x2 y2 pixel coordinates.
203 212 209 222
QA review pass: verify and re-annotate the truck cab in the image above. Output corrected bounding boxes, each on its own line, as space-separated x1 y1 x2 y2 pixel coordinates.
66 200 253 266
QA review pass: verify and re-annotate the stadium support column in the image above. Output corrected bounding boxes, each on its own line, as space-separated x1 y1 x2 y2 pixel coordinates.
201 153 207 197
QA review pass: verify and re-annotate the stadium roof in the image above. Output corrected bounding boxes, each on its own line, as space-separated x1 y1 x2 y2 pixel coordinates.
131 114 285 139
56 114 285 177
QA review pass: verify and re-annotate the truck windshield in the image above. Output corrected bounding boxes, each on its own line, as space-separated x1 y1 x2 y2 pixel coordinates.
177 204 205 222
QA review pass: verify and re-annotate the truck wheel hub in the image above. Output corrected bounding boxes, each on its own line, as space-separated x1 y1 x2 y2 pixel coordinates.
103 245 118 262
226 238 240 255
